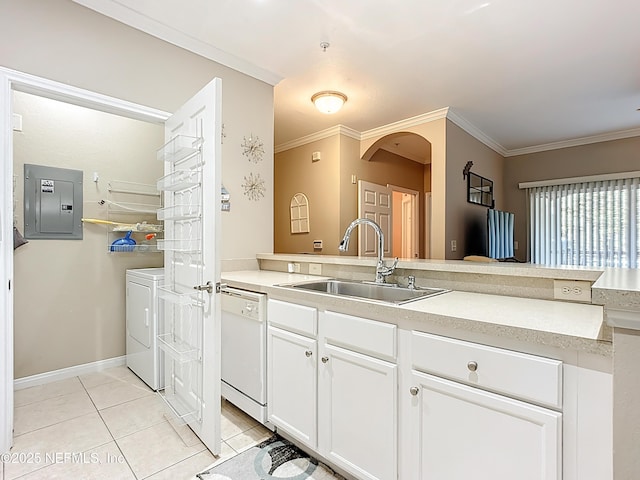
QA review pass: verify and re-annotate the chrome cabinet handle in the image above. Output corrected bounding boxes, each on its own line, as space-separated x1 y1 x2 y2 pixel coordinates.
467 361 478 372
305 350 313 357
409 386 419 396
321 356 329 363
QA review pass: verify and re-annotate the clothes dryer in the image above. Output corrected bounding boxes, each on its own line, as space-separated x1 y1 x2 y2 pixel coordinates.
126 268 164 390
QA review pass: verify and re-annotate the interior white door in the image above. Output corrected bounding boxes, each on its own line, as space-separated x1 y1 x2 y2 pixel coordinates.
357 180 392 257
401 193 416 258
158 78 222 455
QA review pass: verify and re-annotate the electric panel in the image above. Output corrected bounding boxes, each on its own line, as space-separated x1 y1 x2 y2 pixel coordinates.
24 164 83 240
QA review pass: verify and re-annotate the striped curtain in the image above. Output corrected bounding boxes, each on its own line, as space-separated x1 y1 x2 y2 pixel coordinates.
528 177 640 268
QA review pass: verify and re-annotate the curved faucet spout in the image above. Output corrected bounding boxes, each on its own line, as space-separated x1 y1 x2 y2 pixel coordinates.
339 218 397 283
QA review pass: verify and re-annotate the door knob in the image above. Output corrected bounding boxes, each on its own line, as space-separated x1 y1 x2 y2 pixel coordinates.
193 281 213 294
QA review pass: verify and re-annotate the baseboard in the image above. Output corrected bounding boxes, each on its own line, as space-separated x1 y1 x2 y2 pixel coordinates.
14 356 126 390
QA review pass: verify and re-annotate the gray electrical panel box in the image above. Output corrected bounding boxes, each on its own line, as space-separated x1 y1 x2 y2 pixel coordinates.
24 164 83 240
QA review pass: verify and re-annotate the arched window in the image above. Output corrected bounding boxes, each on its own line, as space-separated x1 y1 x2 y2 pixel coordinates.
290 193 310 234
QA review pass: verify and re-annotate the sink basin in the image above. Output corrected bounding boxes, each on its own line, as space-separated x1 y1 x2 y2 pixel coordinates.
282 279 448 305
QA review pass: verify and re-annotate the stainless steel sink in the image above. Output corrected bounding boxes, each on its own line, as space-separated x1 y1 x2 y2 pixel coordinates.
282 279 448 305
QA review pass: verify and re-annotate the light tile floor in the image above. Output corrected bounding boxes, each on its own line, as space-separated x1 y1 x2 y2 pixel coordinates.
3 366 272 480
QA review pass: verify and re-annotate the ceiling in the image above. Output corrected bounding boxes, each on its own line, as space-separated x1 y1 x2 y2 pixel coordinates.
74 0 640 156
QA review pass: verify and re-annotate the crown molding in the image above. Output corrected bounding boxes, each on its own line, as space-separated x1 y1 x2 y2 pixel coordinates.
446 109 508 156
274 125 360 153
72 0 282 86
276 105 640 158
360 108 450 140
505 127 640 157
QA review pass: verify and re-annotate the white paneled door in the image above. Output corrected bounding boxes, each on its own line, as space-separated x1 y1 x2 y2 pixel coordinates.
157 78 222 455
357 180 392 257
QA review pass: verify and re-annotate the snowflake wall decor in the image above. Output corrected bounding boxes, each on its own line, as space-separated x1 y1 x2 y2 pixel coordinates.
241 134 265 164
242 172 266 201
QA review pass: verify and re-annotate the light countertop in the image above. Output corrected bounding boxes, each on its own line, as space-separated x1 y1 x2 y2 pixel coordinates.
256 253 604 281
222 270 610 356
592 268 640 330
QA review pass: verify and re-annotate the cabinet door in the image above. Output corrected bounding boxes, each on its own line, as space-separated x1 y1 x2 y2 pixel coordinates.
407 371 561 480
319 343 397 480
267 325 317 449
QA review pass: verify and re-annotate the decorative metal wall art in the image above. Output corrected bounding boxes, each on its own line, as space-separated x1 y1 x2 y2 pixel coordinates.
242 172 266 201
241 134 265 164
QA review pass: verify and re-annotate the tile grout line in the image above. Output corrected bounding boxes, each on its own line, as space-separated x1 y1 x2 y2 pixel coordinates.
79 374 140 479
81 373 146 480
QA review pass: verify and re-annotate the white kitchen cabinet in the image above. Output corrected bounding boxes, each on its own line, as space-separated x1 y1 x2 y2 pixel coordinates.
407 371 561 480
318 343 397 480
267 301 398 480
267 325 317 449
403 331 563 480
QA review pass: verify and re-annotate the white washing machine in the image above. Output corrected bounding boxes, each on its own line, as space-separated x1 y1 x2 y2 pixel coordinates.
126 268 164 390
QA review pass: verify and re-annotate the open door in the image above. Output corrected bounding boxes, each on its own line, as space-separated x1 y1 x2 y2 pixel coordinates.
358 180 392 257
157 78 222 455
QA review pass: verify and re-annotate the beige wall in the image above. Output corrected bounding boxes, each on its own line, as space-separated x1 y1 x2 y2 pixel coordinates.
338 135 362 255
1 0 274 377
275 133 428 256
274 136 341 254
445 120 505 259
503 136 640 260
13 92 164 378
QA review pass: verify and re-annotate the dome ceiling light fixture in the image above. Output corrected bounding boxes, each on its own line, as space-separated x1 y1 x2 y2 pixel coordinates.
311 90 348 114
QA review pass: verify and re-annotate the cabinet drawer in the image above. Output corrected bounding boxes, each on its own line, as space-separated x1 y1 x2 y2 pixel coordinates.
268 299 317 336
322 311 396 361
411 331 562 409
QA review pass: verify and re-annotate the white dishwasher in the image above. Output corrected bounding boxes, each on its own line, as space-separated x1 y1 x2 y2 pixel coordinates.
221 286 268 424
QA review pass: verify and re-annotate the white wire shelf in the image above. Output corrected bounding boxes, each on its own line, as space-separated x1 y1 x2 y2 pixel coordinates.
157 170 201 192
157 333 199 364
157 390 198 426
158 286 198 306
157 204 201 221
108 180 161 197
108 244 161 253
156 239 201 253
157 135 202 164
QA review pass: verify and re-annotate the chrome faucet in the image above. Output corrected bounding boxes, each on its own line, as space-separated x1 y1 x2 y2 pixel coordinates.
339 218 398 283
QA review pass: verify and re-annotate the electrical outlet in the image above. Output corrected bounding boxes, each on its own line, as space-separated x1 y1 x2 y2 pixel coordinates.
451 240 457 252
553 280 591 302
287 262 301 273
309 263 322 275
514 240 519 250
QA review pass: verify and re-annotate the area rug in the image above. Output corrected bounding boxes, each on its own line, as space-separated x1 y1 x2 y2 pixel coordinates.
196 435 344 479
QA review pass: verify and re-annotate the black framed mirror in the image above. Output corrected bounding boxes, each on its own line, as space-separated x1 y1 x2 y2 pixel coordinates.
467 172 494 207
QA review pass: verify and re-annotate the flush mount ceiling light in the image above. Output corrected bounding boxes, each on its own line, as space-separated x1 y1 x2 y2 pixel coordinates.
311 91 347 114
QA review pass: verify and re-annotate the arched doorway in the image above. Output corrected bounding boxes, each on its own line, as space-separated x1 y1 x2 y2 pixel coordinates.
359 132 432 258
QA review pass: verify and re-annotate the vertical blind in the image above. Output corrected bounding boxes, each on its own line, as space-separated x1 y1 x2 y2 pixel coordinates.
528 177 639 268
488 209 515 259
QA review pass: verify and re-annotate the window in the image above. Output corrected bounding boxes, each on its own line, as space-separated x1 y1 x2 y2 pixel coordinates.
527 176 639 268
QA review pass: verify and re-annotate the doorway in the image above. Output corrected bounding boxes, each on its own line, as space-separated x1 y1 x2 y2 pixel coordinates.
390 185 419 259
0 68 171 453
